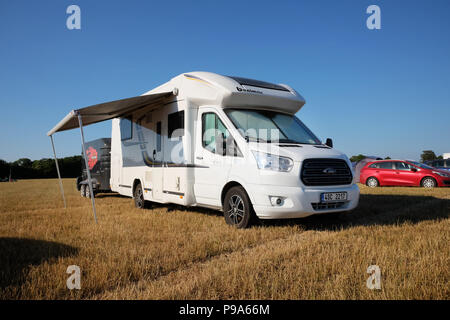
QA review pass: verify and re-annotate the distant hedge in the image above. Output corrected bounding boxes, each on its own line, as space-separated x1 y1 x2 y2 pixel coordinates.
0 156 82 179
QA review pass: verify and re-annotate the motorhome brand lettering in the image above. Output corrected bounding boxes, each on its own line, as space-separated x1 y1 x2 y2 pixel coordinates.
236 87 263 94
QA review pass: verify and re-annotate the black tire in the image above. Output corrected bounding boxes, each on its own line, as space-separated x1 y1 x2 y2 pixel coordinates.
84 184 95 198
134 183 145 209
366 177 379 188
80 184 86 197
76 177 82 191
421 177 437 188
223 186 254 229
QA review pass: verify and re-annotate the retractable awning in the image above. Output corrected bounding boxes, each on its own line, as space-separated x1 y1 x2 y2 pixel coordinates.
47 91 173 136
47 90 174 223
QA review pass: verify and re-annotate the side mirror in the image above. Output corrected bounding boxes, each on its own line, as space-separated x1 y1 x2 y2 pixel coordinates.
410 167 417 172
325 138 333 148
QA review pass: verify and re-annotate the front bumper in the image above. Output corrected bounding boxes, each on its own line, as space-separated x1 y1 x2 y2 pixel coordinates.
249 183 360 219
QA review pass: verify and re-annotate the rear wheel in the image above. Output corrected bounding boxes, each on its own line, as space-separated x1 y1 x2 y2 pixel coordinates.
421 177 436 188
134 183 145 209
366 177 379 188
223 186 254 229
80 184 86 197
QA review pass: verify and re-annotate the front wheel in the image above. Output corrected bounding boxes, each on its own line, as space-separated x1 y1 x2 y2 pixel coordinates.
421 177 437 188
134 183 145 209
223 186 254 229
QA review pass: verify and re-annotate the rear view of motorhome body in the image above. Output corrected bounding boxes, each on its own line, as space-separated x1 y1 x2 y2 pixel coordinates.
48 72 359 228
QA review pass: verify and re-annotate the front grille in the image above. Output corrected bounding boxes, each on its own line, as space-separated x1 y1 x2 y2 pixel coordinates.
301 158 352 186
311 201 346 210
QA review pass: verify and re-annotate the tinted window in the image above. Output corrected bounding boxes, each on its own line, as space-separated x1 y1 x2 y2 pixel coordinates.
368 163 379 168
120 117 132 141
156 121 161 152
168 111 184 139
395 162 411 170
378 162 393 169
445 160 450 168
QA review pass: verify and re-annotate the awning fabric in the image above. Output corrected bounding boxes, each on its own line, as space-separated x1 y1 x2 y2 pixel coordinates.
47 91 173 136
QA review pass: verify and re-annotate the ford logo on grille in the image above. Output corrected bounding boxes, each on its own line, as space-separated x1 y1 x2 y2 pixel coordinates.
323 167 336 174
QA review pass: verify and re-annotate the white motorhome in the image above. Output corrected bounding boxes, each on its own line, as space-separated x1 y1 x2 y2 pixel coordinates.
49 72 359 228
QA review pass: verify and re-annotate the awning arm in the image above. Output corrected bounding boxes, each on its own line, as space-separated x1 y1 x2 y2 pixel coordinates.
77 112 98 224
49 135 67 209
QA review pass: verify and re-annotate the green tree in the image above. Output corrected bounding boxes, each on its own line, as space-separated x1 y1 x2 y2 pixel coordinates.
421 150 438 162
350 154 366 163
13 158 32 168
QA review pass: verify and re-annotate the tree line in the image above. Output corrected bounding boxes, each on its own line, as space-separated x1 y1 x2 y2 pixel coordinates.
349 150 444 163
0 156 82 180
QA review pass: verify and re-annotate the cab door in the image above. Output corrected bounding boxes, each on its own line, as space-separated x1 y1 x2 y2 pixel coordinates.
193 109 234 207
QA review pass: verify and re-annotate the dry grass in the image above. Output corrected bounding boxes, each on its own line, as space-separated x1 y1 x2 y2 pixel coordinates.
0 179 448 299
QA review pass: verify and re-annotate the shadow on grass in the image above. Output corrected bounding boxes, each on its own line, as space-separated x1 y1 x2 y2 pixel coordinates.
91 192 449 230
0 238 78 289
263 194 449 231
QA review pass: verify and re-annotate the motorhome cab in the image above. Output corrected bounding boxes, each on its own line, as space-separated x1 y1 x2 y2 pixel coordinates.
49 72 360 228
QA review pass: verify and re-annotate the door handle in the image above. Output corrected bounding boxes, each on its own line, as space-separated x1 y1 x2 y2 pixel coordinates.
196 156 203 160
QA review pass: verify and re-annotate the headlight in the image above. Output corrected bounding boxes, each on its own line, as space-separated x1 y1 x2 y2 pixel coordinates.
433 171 450 177
252 151 293 172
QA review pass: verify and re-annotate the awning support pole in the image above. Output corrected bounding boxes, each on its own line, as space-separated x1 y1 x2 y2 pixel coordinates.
50 135 66 209
77 112 98 224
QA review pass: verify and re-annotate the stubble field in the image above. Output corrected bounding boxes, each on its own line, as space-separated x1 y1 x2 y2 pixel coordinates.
0 179 448 299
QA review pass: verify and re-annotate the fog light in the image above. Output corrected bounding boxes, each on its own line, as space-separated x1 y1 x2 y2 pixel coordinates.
270 196 285 206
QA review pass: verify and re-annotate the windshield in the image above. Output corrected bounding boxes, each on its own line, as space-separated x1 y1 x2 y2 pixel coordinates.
408 161 435 170
225 109 321 145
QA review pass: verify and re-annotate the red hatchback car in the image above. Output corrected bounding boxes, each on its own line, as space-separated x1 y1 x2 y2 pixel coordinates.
359 160 450 188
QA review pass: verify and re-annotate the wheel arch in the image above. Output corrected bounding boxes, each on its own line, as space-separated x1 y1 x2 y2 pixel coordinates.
420 176 437 187
132 178 143 196
220 179 254 209
366 176 379 186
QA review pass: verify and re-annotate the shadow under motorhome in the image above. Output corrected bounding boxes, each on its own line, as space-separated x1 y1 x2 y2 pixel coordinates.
48 72 360 228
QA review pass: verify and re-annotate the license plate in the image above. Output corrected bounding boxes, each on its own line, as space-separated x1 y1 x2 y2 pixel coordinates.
320 192 347 202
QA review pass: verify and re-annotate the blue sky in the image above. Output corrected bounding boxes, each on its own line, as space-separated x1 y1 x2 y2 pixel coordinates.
0 0 449 162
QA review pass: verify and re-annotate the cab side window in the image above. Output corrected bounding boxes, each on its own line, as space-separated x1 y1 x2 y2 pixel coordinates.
202 112 241 156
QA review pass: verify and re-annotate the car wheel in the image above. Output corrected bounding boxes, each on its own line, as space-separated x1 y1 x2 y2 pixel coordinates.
366 177 379 188
134 183 145 209
223 186 254 229
85 184 91 198
421 177 436 188
80 184 86 197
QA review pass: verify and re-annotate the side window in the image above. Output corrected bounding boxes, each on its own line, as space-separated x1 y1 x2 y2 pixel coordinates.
120 117 132 141
156 121 161 152
368 163 379 168
378 162 393 169
201 112 240 156
435 160 444 167
395 162 411 170
168 110 184 139
445 160 450 168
